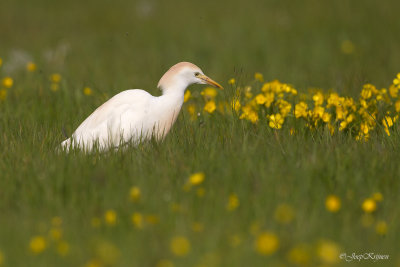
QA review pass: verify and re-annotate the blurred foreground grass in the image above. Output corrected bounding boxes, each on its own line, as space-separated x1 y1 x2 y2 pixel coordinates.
1 0 400 266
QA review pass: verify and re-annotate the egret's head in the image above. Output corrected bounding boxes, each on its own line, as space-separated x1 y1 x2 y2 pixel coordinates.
158 62 223 93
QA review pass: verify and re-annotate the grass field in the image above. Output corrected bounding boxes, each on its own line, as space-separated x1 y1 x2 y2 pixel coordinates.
1 0 400 266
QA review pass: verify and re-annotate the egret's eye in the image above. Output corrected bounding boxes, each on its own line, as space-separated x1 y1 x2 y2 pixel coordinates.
194 72 200 77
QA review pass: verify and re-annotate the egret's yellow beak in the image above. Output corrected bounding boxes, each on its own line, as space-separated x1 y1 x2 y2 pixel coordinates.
198 74 223 89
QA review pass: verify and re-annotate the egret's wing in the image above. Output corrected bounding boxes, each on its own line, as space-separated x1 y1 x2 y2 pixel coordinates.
71 89 153 148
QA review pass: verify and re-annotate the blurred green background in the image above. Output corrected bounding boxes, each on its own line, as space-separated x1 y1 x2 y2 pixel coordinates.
1 0 400 266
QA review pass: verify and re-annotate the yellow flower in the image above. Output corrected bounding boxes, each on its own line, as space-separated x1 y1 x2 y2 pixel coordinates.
389 85 398 98
49 228 62 240
313 106 325 118
145 214 160 225
129 186 141 202
29 236 47 254
57 241 70 256
325 195 341 212
254 72 264 82
228 78 236 85
189 172 205 185
268 114 284 129
104 209 117 225
0 58 2 67
201 87 217 99
95 241 120 265
372 192 383 202
295 102 308 118
85 259 102 267
156 259 175 267
254 232 279 255
196 187 205 197
255 94 267 105
287 244 311 265
183 90 191 102
50 73 61 83
393 73 400 86
317 240 340 264
264 92 274 107
362 198 377 213
274 204 295 224
170 236 191 256
341 40 355 54
2 77 13 88
231 99 241 112
312 92 324 106
26 62 37 72
0 89 7 101
375 221 387 235
322 112 331 123
0 250 3 265
204 101 216 113
226 193 239 211
361 84 375 99
131 212 143 229
83 87 93 96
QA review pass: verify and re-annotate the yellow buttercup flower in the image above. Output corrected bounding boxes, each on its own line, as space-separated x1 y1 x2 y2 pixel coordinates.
362 198 376 213
0 89 7 101
254 72 264 82
57 241 70 256
268 114 284 129
26 62 37 72
226 193 239 211
295 102 308 118
189 172 205 185
372 192 383 202
204 100 216 113
287 244 311 265
254 232 279 255
191 222 204 232
131 212 143 229
317 240 340 264
0 250 3 265
170 236 191 256
325 195 341 212
375 221 387 235
312 92 324 106
129 186 141 202
29 236 47 254
255 94 267 105
201 87 217 99
183 90 191 102
50 73 61 83
104 209 117 225
0 58 2 67
228 78 236 85
341 40 355 54
83 87 93 96
49 228 62 240
2 77 13 88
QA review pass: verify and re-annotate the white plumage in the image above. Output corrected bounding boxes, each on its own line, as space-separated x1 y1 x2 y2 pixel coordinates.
61 62 222 151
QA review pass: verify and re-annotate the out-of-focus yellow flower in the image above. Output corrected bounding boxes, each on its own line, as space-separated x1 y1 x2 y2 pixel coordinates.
0 89 7 101
170 236 191 256
129 186 141 202
295 102 308 118
0 58 2 67
131 212 143 229
341 40 355 54
51 216 62 226
264 92 274 107
375 221 387 235
226 193 239 211
255 94 267 105
201 87 217 99
91 217 101 228
50 73 61 83
0 250 3 265
231 99 241 112
268 114 284 129
325 195 341 213
313 92 324 106
26 62 37 72
49 228 62 240
389 85 398 98
228 78 235 85
204 100 216 113
83 87 93 96
392 73 400 86
274 204 295 224
287 244 311 265
85 259 102 267
189 172 205 185
254 232 279 255
57 241 69 256
362 198 377 213
2 77 13 88
372 192 383 202
196 187 205 197
184 90 191 102
254 72 264 82
156 259 174 267
104 209 117 225
317 240 340 264
145 214 160 225
29 236 47 254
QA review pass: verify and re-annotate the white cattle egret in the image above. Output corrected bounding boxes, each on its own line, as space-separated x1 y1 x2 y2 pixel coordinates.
61 62 223 151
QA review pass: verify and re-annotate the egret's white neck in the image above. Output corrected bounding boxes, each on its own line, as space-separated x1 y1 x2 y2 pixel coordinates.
160 80 189 97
